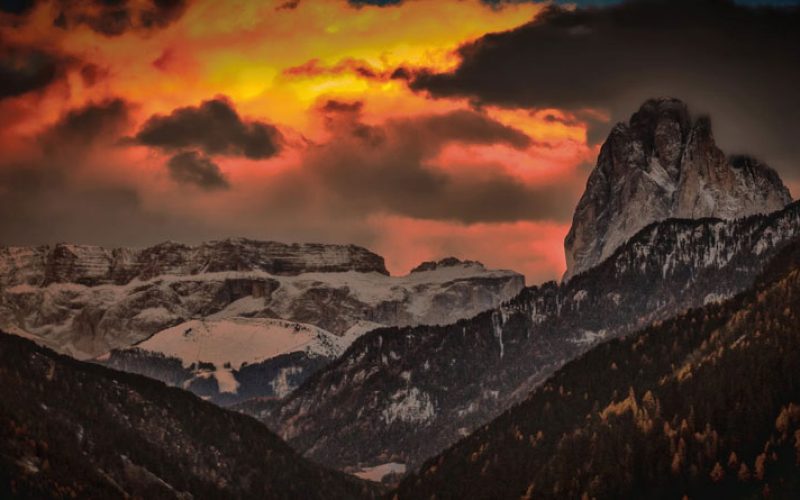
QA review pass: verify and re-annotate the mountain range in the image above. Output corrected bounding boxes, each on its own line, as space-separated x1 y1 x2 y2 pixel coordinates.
264 199 800 476
251 99 798 477
0 243 521 404
2 97 799 495
396 238 800 499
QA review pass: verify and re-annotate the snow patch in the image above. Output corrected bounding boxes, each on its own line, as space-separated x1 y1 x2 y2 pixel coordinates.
570 329 607 346
213 369 239 394
270 366 303 397
457 401 480 417
207 296 265 319
353 462 406 482
134 307 178 323
381 387 435 425
703 293 727 305
135 317 345 369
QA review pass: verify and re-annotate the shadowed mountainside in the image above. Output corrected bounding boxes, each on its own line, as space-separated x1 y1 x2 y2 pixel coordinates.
0 332 378 499
396 240 800 499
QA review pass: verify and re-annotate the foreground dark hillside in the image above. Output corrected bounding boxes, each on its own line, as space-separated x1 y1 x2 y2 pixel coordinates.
396 241 800 499
0 334 376 499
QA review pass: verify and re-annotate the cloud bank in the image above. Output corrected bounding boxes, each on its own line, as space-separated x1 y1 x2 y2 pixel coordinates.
410 0 800 181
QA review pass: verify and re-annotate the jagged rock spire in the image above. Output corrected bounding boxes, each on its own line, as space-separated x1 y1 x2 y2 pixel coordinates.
564 98 791 280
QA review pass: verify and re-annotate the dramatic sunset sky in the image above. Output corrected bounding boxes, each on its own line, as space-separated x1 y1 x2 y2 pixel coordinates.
1 0 798 283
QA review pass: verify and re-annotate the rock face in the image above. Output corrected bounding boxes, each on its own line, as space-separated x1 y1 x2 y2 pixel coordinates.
564 98 792 279
265 200 800 476
409 257 479 273
0 238 389 289
0 240 522 359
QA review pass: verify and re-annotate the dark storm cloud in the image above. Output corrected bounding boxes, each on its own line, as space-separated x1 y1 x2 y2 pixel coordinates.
340 0 792 10
276 0 300 10
419 110 531 149
139 0 188 29
41 98 130 151
409 0 800 182
482 0 798 7
0 97 181 246
52 0 188 37
135 97 283 159
0 164 145 244
0 46 66 100
1 99 133 212
320 99 364 114
283 58 389 81
79 62 109 87
303 105 574 223
167 150 229 190
0 0 36 15
0 159 212 247
274 0 403 10
348 0 403 7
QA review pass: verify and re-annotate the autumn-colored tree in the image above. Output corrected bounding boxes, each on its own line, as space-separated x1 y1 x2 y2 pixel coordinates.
728 451 738 469
755 453 767 481
709 462 725 482
737 463 751 482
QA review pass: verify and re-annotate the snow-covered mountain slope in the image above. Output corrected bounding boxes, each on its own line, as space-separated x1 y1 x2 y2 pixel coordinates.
564 98 792 279
138 318 345 366
100 317 348 405
263 200 800 477
0 239 523 360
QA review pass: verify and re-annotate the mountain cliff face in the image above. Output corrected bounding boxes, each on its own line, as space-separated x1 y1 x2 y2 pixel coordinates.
0 242 522 360
0 332 377 499
264 201 800 476
0 238 389 288
564 98 792 279
395 241 800 499
0 242 522 406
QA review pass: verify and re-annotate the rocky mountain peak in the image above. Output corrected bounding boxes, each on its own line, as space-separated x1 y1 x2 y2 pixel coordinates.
630 97 692 166
563 98 792 280
409 257 483 273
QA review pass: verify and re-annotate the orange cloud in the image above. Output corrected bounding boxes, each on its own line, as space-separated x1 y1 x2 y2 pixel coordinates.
0 0 599 284
2 0 543 128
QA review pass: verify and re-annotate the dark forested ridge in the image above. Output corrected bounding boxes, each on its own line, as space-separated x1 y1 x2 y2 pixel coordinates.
0 333 377 499
395 240 800 499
